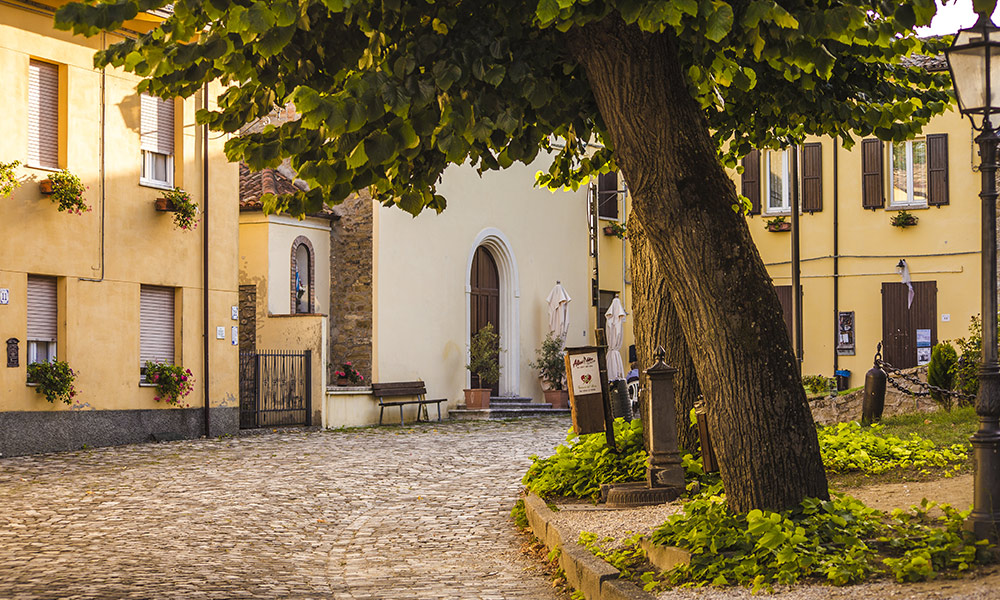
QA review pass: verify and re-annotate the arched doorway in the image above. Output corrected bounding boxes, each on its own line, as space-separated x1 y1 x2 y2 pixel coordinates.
470 245 500 395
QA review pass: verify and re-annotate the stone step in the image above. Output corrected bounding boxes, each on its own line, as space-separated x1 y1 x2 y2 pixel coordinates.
449 406 571 420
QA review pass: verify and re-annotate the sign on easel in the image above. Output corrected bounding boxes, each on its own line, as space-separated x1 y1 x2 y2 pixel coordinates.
565 345 616 451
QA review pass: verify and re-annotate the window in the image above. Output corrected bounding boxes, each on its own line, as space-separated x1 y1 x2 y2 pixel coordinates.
26 276 57 364
597 290 617 333
28 59 59 169
889 138 929 206
140 285 175 371
597 172 619 220
765 149 790 213
140 94 175 188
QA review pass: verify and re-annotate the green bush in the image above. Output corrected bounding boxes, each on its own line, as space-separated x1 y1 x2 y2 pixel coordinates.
950 314 999 403
26 360 77 404
802 374 835 395
522 418 646 500
817 421 967 476
927 342 958 410
467 322 500 387
529 331 565 390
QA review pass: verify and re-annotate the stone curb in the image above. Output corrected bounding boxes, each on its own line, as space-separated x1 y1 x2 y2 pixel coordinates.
523 493 655 600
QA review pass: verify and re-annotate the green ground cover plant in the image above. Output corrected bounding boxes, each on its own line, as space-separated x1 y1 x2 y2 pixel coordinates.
818 421 968 477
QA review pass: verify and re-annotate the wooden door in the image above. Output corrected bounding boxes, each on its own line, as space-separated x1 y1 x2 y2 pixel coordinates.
882 281 937 369
470 246 500 395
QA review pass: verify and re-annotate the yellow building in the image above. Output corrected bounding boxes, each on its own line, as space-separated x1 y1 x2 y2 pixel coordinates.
0 2 240 456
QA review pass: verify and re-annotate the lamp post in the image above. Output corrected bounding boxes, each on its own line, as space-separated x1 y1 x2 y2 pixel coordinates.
945 8 1000 542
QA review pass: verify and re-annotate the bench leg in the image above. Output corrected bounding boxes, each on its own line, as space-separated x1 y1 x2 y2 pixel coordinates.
379 405 385 426
437 402 442 422
400 405 405 426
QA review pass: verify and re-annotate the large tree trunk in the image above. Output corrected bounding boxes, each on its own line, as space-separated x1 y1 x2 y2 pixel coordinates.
629 217 701 454
568 18 828 512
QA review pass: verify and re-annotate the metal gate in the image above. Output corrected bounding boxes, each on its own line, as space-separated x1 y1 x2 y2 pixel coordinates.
239 349 312 429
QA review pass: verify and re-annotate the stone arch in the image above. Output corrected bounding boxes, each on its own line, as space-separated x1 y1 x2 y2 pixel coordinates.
465 228 520 397
290 235 315 314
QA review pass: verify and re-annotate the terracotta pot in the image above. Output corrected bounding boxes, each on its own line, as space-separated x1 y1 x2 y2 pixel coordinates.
766 221 791 232
463 388 491 409
155 197 176 211
543 389 569 409
335 376 351 386
603 225 616 236
39 179 54 195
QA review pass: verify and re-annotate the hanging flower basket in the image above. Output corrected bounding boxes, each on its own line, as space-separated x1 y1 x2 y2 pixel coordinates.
154 197 176 211
39 179 53 194
157 187 199 230
41 170 89 215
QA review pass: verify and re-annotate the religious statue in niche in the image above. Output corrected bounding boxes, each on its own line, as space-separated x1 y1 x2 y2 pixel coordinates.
837 312 855 356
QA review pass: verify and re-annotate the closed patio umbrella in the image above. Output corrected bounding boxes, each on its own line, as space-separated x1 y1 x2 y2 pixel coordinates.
546 281 571 343
605 297 626 382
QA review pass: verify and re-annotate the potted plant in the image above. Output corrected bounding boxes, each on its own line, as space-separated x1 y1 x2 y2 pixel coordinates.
156 187 199 231
465 322 500 409
333 361 364 386
1 160 22 198
529 331 568 408
602 221 627 238
41 169 89 214
144 361 195 407
890 210 919 228
764 215 791 232
26 359 77 405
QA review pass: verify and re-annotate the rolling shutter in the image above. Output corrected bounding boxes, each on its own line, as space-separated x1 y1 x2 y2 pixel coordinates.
741 150 761 215
801 142 823 212
28 59 59 169
927 134 949 206
140 285 175 366
861 138 884 209
140 94 174 155
26 276 57 343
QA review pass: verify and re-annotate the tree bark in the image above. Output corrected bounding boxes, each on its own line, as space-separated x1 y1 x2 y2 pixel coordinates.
629 217 701 454
568 18 828 512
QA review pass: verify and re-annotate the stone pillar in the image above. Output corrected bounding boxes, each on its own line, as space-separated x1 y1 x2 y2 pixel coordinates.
643 347 686 489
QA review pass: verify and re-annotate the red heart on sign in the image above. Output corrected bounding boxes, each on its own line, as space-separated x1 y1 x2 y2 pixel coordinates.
581 374 592 383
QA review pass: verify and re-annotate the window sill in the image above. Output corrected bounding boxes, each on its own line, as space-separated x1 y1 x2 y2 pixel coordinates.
26 164 62 173
887 204 929 211
597 216 621 223
139 179 175 192
26 382 38 387
763 209 791 216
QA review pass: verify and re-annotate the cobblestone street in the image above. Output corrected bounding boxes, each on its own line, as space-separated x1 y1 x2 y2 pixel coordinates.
0 417 571 599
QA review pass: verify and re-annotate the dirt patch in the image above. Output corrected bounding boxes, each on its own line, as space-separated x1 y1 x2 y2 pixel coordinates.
840 473 974 514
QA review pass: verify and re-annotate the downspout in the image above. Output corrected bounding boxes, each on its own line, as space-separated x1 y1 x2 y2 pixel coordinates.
80 33 106 283
202 83 211 437
791 143 803 362
833 138 840 374
591 183 600 341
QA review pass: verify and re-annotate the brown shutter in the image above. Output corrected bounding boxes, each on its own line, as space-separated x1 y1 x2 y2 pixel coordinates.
26 276 57 343
774 285 793 344
927 134 949 206
862 138 884 209
140 94 175 155
801 142 822 212
140 285 175 366
597 172 619 219
741 150 761 215
28 59 59 169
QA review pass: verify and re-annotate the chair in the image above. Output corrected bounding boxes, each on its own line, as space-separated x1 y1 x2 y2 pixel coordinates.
627 380 640 416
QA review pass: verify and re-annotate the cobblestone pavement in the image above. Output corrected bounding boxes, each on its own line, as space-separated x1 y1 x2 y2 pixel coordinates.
0 417 571 599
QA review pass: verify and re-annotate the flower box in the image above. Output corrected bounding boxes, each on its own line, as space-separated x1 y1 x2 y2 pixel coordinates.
155 197 176 212
39 179 54 195
766 221 791 232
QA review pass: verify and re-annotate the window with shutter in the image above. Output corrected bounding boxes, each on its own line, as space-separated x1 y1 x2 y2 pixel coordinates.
741 150 761 215
927 134 949 206
801 143 823 212
861 139 884 209
889 137 936 207
765 149 791 213
26 276 57 364
140 285 175 369
28 60 59 169
597 172 619 220
140 94 175 188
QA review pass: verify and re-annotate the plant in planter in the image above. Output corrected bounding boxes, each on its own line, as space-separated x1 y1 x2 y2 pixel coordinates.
0 160 22 197
764 215 791 232
156 187 199 231
26 360 78 405
602 221 628 238
333 361 364 385
144 361 195 407
529 331 568 408
41 169 89 215
890 210 919 228
465 322 500 409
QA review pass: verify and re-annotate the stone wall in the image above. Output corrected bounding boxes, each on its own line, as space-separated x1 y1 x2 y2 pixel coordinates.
808 367 940 426
329 190 374 382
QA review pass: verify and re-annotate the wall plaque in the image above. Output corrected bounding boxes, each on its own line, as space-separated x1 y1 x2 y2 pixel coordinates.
6 338 19 368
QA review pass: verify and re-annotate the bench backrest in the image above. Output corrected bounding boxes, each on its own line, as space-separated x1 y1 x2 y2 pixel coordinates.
371 381 427 398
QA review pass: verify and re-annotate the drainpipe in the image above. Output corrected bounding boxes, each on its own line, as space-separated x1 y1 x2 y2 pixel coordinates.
80 33 106 284
833 139 840 374
790 143 803 363
202 83 211 437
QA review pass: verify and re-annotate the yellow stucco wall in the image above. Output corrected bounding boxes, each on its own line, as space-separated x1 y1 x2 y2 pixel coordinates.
375 158 592 406
596 189 636 360
0 3 239 416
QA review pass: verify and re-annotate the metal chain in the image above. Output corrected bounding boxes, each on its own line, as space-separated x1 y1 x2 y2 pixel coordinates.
872 342 977 402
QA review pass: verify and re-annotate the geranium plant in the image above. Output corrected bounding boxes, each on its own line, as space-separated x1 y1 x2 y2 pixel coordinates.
161 187 199 230
45 169 89 214
333 361 364 384
26 360 78 405
0 160 22 197
144 361 195 407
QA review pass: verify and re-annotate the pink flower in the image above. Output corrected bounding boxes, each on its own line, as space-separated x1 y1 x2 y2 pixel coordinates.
359 375 364 380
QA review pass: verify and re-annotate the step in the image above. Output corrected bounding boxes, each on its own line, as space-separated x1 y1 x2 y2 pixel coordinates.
449 406 571 420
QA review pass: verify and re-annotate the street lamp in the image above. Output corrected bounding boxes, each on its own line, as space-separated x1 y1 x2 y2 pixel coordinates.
945 9 1000 542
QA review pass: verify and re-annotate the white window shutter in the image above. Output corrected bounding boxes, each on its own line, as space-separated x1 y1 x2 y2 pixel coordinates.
27 276 57 343
28 60 59 169
140 94 175 155
140 286 175 365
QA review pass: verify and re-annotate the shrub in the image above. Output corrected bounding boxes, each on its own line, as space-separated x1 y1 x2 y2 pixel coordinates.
467 322 500 387
47 169 89 214
529 331 565 390
802 374 835 395
144 361 195 407
26 360 77 404
817 421 967 476
927 342 958 410
950 314 999 403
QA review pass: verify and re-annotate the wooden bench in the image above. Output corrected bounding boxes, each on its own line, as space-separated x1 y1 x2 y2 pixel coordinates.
372 381 446 426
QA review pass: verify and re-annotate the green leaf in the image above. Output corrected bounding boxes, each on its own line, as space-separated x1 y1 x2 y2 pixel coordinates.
704 2 733 42
346 142 368 169
536 0 560 23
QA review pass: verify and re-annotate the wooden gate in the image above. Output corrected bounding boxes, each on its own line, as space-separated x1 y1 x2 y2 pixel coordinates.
882 281 937 369
239 349 312 428
470 246 500 395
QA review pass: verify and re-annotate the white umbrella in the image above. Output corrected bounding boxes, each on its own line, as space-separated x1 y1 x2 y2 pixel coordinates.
546 281 571 342
605 297 626 381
